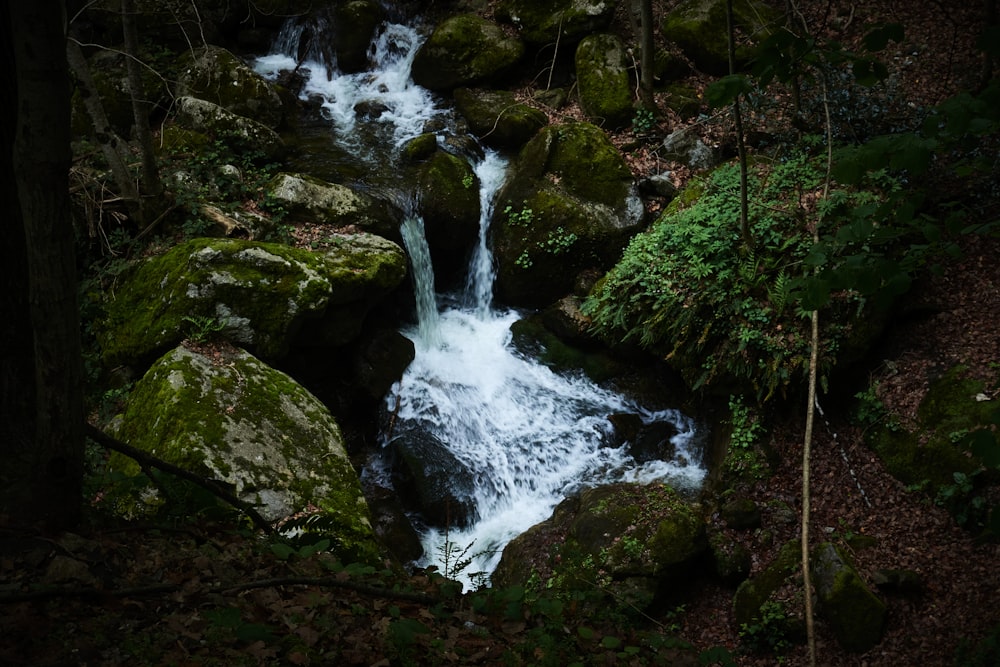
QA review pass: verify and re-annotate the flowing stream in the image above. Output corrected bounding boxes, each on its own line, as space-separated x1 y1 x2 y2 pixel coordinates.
258 14 706 590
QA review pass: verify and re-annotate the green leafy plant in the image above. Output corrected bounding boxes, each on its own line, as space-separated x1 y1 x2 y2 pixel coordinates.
181 314 225 343
631 107 656 135
738 600 794 655
503 201 534 227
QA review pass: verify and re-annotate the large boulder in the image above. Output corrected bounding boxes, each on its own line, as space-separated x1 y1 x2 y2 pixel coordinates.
111 343 381 563
453 88 548 150
176 45 285 129
492 122 644 307
172 96 285 161
575 33 633 129
98 236 406 367
811 542 887 653
411 15 525 91
493 483 707 609
661 0 782 76
264 172 400 238
496 0 618 46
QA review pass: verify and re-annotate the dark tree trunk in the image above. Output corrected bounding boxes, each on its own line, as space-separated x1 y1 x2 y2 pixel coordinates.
121 0 163 200
638 0 656 109
2 0 84 530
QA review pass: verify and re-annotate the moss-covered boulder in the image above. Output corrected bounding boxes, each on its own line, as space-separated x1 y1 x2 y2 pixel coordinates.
453 88 548 150
661 0 781 76
493 483 707 610
411 15 524 91
496 0 618 46
99 236 406 367
575 33 633 129
172 96 285 161
811 542 887 652
415 150 482 289
492 122 644 307
176 45 285 129
732 538 801 627
264 172 400 237
869 366 998 493
112 343 380 563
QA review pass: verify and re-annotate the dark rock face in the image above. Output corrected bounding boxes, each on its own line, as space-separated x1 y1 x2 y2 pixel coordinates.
387 431 479 528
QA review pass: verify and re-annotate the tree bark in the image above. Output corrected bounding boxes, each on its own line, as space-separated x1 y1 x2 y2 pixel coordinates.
638 0 656 109
3 0 85 530
121 0 163 199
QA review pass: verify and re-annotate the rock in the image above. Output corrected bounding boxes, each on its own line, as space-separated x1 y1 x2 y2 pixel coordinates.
453 88 547 150
720 497 761 530
872 568 924 595
811 542 887 652
331 1 386 73
111 343 381 563
415 150 482 288
493 483 707 610
732 539 800 627
386 431 479 528
575 33 633 129
661 127 719 171
98 236 406 367
411 15 524 90
492 122 645 307
661 0 781 76
708 530 752 586
496 0 617 46
264 172 400 237
172 96 285 161
176 45 285 129
639 172 679 200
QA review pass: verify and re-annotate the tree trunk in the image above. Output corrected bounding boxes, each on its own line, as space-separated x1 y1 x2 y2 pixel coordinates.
121 0 163 199
638 0 656 109
2 0 84 530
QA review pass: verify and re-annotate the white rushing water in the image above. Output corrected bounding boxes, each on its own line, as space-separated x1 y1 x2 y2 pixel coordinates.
257 15 706 590
392 154 705 589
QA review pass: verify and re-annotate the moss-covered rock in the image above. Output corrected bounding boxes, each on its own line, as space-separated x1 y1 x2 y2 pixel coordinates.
264 172 400 237
176 45 285 129
661 0 781 76
496 0 618 46
492 122 644 307
112 343 381 564
493 483 707 610
99 236 406 367
575 33 633 129
453 88 548 150
811 542 887 652
172 96 285 161
415 151 482 288
732 538 800 627
411 15 524 91
870 366 998 491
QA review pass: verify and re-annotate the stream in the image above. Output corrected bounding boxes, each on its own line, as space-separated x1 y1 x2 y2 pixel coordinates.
257 13 706 590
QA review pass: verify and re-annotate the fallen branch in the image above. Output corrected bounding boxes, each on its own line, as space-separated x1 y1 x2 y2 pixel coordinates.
84 423 275 534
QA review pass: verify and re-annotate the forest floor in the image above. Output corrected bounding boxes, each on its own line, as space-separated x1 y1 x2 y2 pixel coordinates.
2 0 999 665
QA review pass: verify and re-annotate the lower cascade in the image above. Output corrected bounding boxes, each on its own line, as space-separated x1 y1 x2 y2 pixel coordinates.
377 154 706 589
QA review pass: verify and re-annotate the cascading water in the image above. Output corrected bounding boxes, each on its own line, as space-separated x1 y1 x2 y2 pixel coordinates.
256 14 706 590
390 153 704 589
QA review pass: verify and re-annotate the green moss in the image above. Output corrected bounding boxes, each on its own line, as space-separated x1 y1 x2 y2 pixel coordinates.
110 344 380 564
544 122 633 207
870 365 997 490
732 539 800 626
575 34 633 129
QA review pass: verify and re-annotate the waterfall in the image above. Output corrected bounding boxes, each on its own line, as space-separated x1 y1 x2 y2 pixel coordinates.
399 215 441 349
390 149 705 589
256 15 706 591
